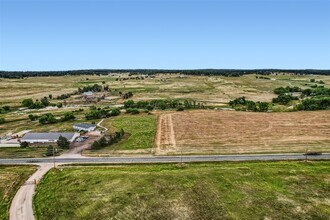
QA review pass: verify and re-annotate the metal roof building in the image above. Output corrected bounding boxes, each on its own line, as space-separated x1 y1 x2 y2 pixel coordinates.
20 132 80 143
73 123 97 132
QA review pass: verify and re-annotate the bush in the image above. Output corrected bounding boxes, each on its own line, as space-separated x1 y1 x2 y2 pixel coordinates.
2 106 10 111
296 97 330 111
0 118 5 124
39 113 57 124
272 94 295 105
257 102 269 112
126 108 139 114
177 107 184 111
57 103 63 108
20 141 29 148
57 136 70 149
28 114 38 121
22 98 34 107
110 108 121 116
60 112 75 122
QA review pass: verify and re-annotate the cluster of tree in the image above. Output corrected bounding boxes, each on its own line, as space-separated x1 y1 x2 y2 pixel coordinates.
274 86 330 98
91 129 125 150
39 113 57 124
122 91 133 99
256 75 271 80
37 112 76 124
296 97 330 111
22 97 51 109
60 112 75 122
273 86 302 95
56 93 72 100
303 87 330 97
2 69 329 79
123 99 205 111
229 97 269 112
310 79 325 84
78 84 103 93
85 108 120 120
115 76 145 81
272 94 298 105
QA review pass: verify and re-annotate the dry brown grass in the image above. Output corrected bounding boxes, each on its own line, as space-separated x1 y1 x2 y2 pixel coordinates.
2 73 328 106
155 110 330 155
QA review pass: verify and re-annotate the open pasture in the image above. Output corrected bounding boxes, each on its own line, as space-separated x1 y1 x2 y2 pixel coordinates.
0 165 36 220
1 73 329 106
156 110 330 155
34 162 330 220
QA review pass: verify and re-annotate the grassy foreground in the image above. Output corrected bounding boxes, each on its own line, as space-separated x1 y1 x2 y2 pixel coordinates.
34 161 330 219
0 165 37 220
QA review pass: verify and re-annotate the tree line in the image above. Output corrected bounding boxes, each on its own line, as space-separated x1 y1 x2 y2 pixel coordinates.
1 69 329 78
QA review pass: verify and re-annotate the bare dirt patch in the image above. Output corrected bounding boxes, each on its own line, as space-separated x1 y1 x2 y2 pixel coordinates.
155 110 330 155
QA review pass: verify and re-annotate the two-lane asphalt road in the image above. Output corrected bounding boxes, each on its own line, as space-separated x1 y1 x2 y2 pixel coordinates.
1 153 329 165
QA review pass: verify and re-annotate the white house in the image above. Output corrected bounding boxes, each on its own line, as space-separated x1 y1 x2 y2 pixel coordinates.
20 132 80 144
73 123 97 132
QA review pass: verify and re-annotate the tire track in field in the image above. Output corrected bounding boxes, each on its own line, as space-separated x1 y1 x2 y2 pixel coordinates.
156 114 177 154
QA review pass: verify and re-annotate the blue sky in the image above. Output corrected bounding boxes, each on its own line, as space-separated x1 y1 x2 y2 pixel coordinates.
0 0 330 71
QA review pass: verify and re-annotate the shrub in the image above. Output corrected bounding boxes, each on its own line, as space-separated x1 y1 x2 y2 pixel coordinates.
39 113 57 124
22 98 34 107
0 118 5 124
57 136 70 149
110 108 121 116
2 106 10 111
60 112 75 122
20 141 29 148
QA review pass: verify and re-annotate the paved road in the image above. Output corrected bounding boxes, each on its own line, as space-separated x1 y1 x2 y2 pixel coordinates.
6 153 330 220
1 153 329 165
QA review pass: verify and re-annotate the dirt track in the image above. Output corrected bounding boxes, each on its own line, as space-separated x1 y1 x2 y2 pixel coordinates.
155 110 330 155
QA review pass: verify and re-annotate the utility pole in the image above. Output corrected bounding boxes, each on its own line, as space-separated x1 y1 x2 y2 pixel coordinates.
53 145 55 168
180 149 183 165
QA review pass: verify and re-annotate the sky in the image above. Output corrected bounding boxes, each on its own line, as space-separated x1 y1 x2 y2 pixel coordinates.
0 0 330 71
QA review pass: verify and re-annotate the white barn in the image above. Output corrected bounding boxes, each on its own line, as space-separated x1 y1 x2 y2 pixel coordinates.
20 132 80 144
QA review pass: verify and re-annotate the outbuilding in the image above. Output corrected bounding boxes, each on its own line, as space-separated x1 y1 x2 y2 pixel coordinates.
20 132 79 144
73 123 97 132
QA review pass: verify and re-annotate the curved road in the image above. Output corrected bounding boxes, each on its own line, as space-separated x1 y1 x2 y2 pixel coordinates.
5 153 330 220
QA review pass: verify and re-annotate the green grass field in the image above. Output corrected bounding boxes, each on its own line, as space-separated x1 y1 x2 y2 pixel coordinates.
84 114 157 156
0 165 36 220
0 147 54 159
34 161 330 219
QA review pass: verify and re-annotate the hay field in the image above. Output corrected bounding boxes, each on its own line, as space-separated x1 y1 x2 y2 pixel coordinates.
1 73 329 106
156 110 330 155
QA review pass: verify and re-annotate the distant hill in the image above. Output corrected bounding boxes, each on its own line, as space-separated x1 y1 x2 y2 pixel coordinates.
0 69 329 78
